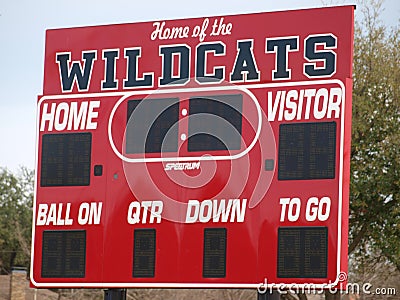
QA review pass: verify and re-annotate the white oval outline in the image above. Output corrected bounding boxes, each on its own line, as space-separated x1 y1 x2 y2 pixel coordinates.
108 85 263 163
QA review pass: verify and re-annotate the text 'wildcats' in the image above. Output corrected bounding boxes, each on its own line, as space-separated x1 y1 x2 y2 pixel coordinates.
55 33 338 92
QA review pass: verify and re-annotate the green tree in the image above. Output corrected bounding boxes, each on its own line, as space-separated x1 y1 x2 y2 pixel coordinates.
0 167 33 273
280 1 399 299
349 0 400 271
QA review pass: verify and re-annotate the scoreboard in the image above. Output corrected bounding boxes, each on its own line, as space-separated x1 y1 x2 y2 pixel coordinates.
31 6 354 289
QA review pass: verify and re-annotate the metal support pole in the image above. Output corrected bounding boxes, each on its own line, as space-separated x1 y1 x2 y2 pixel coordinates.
104 289 127 300
257 290 280 300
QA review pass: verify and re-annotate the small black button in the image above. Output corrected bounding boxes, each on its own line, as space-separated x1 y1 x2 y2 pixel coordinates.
94 165 103 176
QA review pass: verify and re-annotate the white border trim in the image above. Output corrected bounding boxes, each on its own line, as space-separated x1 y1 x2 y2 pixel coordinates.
108 85 262 162
31 79 346 289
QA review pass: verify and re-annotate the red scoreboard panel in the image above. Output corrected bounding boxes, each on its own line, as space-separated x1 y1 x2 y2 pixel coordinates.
31 6 354 289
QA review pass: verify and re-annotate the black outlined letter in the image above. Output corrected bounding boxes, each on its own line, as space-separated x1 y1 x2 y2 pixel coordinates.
159 45 190 86
196 42 225 83
230 40 260 82
304 34 337 78
56 51 97 92
102 49 119 90
266 37 298 80
124 48 154 88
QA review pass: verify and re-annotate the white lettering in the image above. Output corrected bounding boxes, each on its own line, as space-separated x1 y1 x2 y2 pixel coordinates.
230 198 247 222
127 201 163 224
54 102 69 131
267 90 282 122
185 198 247 223
199 199 213 223
305 197 319 221
78 202 102 225
212 199 232 222
314 88 329 119
267 87 342 121
279 197 301 222
86 101 100 129
305 196 331 221
288 198 301 222
279 198 290 222
164 162 200 171
40 101 100 132
127 202 141 224
318 196 331 221
67 101 88 130
327 87 342 118
36 203 73 226
186 200 200 223
149 201 163 223
191 18 209 42
40 103 56 131
36 204 48 226
151 21 189 40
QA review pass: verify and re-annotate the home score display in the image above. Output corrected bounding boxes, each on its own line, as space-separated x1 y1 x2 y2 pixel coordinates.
31 6 354 289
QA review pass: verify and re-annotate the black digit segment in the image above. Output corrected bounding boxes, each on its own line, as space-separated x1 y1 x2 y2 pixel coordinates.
188 94 243 152
133 229 156 278
278 122 336 180
126 98 179 153
40 133 92 187
277 227 328 278
203 228 227 278
41 230 86 278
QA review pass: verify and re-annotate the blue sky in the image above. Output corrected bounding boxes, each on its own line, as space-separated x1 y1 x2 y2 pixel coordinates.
0 0 399 172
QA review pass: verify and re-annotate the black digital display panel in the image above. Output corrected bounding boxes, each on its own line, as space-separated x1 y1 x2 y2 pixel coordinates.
126 98 179 153
188 94 243 152
203 228 227 278
278 122 336 180
133 229 156 278
277 227 327 278
41 230 86 278
40 133 91 187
